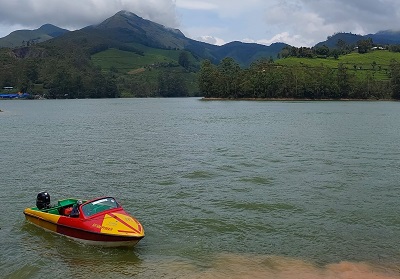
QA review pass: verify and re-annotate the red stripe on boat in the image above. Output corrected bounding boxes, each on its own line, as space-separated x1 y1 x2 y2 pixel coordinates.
109 213 142 234
57 223 143 242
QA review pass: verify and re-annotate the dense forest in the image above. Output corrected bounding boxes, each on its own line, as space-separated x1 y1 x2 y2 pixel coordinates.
2 10 400 100
0 46 120 99
2 32 400 99
0 45 191 99
199 54 400 100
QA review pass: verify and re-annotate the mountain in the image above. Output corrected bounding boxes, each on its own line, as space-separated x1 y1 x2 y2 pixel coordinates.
0 11 289 98
315 31 400 48
3 11 400 62
2 11 287 66
315 33 364 48
368 30 400 45
80 11 287 65
0 24 69 48
91 10 188 49
2 10 400 99
213 41 288 65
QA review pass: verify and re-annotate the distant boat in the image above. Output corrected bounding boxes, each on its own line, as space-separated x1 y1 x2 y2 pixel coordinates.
0 93 30 99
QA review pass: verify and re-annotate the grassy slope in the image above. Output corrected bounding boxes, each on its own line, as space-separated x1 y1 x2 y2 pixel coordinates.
0 30 52 48
92 45 175 72
91 43 200 95
93 47 400 76
91 42 202 71
91 47 400 97
277 50 400 80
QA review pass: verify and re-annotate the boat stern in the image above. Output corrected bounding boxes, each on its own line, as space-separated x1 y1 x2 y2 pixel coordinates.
23 207 61 232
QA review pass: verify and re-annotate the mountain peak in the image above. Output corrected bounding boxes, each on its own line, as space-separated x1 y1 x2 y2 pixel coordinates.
94 10 187 49
37 24 69 36
116 10 138 17
97 10 157 30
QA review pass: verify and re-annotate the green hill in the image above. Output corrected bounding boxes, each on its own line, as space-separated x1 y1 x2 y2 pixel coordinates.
0 24 69 48
91 45 201 97
0 10 288 98
2 10 400 99
315 33 364 48
315 31 400 49
277 50 400 80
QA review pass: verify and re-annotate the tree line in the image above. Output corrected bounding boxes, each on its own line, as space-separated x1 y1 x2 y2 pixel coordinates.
0 46 192 98
199 57 400 100
279 38 399 59
3 39 400 99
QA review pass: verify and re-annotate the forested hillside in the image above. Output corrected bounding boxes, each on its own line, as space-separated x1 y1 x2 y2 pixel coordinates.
199 52 400 100
0 24 69 48
1 11 400 99
0 11 286 98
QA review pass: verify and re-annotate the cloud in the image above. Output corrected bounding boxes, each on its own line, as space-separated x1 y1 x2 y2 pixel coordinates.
196 35 226 46
304 0 399 28
177 0 400 47
262 1 335 46
176 1 218 11
0 0 179 31
2 0 400 47
243 32 309 47
261 0 400 46
176 0 266 18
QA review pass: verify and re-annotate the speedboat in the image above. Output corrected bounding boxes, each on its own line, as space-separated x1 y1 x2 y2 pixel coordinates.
23 192 145 247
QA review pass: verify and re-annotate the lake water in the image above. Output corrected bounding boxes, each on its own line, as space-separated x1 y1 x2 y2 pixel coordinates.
1 98 399 279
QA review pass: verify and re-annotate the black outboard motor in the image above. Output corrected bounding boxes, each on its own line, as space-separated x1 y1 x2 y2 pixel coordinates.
36 192 51 210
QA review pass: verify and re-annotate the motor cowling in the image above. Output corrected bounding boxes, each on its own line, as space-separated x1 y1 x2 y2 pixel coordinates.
36 192 50 210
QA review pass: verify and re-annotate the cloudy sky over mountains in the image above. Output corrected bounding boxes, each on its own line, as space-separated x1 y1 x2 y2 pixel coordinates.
0 0 399 47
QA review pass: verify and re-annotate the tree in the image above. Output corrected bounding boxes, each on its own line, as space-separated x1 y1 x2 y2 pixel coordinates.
25 62 39 83
315 45 330 57
336 39 349 54
357 38 373 54
218 57 241 98
279 46 291 58
178 51 190 70
199 60 218 97
389 45 400 53
330 49 341 59
336 63 354 98
389 59 400 99
158 71 188 97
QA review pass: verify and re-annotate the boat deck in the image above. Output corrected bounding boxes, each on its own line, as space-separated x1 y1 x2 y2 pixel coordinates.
32 199 80 215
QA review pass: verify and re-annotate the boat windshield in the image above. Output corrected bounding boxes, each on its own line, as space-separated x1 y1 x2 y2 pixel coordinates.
82 197 120 217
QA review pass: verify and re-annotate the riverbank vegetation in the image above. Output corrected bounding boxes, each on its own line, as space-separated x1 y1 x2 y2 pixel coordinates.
0 45 199 98
199 49 400 100
2 29 400 100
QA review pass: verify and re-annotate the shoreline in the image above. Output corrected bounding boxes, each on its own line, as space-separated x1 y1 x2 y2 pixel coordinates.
201 97 397 101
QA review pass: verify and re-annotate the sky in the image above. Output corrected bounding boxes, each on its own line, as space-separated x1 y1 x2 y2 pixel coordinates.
0 0 399 47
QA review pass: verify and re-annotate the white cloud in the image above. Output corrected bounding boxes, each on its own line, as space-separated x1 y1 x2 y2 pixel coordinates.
259 0 400 46
243 32 310 47
176 1 217 11
0 23 28 37
2 0 400 47
197 35 225 45
176 0 265 18
0 0 179 31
